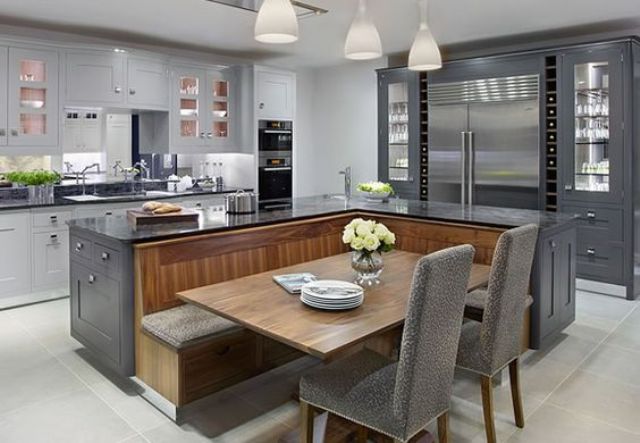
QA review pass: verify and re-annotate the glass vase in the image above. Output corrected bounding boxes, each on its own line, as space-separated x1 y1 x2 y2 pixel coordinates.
351 250 384 287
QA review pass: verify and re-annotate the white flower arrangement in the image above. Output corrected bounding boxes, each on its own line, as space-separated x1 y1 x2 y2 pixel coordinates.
342 218 396 254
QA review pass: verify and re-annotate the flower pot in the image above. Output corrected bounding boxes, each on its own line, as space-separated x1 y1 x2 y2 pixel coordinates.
27 184 54 204
351 250 384 286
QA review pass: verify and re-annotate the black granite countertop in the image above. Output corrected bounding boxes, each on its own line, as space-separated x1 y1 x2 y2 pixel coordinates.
0 187 247 211
67 195 577 243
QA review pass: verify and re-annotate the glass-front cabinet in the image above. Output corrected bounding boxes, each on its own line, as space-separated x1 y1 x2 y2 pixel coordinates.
562 47 624 203
6 48 59 147
377 68 420 199
172 66 234 149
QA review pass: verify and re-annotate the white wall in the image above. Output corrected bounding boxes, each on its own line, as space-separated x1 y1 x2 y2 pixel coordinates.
295 59 388 197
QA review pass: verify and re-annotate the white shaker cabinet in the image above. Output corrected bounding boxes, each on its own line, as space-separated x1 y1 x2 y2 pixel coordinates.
127 58 170 109
0 46 7 146
66 51 125 105
32 230 69 290
256 69 295 120
0 211 31 298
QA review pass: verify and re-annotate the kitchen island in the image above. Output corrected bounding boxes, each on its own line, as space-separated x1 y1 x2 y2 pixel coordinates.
67 195 577 417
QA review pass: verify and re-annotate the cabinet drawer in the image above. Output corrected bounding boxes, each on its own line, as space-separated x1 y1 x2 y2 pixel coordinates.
563 204 623 242
182 330 257 403
576 240 624 282
70 235 93 262
70 264 121 365
92 243 120 275
32 210 72 229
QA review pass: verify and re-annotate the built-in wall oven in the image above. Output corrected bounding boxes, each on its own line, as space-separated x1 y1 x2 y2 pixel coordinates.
258 120 293 210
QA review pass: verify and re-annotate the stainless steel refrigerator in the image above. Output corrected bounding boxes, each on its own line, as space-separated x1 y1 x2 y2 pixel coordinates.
428 74 540 209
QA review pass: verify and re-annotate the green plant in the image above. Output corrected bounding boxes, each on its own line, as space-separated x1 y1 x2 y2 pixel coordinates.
5 170 61 186
356 181 395 195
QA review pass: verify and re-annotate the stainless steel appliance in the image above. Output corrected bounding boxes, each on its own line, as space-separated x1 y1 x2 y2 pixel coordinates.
225 190 258 214
427 74 540 209
258 120 293 210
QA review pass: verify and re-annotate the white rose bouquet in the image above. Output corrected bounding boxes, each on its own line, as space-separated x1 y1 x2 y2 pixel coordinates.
342 218 396 254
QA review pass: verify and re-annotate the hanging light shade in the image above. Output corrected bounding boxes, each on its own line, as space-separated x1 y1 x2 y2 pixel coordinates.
255 0 299 44
344 0 382 60
408 0 442 71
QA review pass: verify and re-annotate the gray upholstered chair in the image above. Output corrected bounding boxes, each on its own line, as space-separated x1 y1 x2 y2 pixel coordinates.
299 244 476 443
456 224 539 443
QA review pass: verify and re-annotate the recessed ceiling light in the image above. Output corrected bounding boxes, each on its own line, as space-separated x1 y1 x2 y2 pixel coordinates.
113 48 128 53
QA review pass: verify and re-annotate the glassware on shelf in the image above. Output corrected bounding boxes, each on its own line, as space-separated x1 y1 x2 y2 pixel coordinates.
179 76 199 95
20 60 46 82
20 114 46 135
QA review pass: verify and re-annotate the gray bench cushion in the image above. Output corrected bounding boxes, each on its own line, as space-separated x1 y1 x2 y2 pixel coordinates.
465 289 534 311
142 304 240 349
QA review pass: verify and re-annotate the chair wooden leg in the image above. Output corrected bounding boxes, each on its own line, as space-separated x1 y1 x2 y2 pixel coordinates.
437 411 449 443
300 400 314 443
480 375 497 443
509 359 525 428
356 425 368 443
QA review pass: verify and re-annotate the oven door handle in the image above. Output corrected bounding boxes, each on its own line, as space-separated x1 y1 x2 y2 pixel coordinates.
262 130 292 134
262 167 292 172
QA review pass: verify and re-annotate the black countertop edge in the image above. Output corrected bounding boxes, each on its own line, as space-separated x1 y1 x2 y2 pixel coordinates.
66 196 578 244
0 187 250 212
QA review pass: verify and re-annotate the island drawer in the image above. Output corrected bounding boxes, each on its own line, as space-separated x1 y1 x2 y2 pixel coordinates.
181 330 258 403
92 243 121 275
576 240 624 283
70 235 93 262
563 204 623 242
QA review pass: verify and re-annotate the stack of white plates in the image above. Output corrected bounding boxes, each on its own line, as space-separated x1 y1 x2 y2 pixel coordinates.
300 280 364 311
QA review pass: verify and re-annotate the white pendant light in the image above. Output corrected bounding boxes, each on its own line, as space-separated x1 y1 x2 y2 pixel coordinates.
255 0 299 44
344 0 382 60
408 0 442 71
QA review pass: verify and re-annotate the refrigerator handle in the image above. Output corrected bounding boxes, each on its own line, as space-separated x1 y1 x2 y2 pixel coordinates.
460 131 466 206
468 131 474 206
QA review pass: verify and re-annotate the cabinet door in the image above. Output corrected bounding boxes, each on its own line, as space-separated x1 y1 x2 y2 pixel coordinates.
70 263 121 365
127 58 169 109
256 70 294 120
0 46 7 146
7 47 59 147
378 69 420 199
206 69 234 147
32 230 69 290
172 66 206 147
561 46 624 203
66 52 125 104
556 229 577 326
0 212 31 298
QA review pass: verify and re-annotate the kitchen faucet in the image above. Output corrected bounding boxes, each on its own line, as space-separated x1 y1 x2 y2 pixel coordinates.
64 161 74 173
132 160 150 194
339 166 352 200
80 163 100 195
112 160 125 177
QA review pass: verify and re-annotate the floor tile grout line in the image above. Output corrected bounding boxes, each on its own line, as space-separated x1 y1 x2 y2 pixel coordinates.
544 400 640 436
14 311 147 440
507 295 640 440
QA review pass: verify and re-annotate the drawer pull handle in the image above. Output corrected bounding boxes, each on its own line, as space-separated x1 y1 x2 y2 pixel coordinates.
587 248 596 256
549 240 557 248
586 211 596 219
101 252 110 261
105 211 113 216
88 274 96 284
50 215 58 222
75 242 84 252
215 345 231 356
50 234 58 242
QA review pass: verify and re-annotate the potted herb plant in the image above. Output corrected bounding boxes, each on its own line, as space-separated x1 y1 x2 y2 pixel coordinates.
5 170 61 204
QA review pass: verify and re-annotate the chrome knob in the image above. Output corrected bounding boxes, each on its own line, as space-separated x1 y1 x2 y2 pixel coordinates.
586 211 596 219
75 242 83 252
587 248 596 256
101 252 110 261
129 88 136 95
114 86 122 94
206 133 212 139
200 132 206 139
88 274 95 284
0 129 5 137
259 102 265 110
10 129 18 136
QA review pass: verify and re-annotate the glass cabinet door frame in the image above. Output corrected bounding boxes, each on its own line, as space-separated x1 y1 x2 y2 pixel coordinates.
561 46 624 203
172 66 206 148
0 46 7 146
206 68 234 148
7 47 59 147
378 69 420 199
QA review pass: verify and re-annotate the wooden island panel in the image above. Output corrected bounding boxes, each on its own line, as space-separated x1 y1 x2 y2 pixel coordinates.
133 213 506 407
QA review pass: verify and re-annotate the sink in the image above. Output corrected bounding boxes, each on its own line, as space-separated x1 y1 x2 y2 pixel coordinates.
64 195 108 202
323 194 348 201
93 191 148 198
145 190 185 197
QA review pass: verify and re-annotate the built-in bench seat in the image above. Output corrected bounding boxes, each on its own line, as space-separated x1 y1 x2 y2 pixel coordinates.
142 304 241 350
465 289 534 320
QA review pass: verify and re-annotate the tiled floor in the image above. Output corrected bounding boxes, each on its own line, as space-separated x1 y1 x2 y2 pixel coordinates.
0 290 638 442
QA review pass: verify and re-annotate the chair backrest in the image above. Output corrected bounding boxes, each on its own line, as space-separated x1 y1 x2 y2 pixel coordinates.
393 244 475 436
481 224 539 372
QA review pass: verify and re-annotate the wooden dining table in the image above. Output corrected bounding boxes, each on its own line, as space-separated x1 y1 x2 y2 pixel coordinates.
177 250 491 360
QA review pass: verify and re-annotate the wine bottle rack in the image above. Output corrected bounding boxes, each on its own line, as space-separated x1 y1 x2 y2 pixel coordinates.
544 56 558 211
419 72 429 201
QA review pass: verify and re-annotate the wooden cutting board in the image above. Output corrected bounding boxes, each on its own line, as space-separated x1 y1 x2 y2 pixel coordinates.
127 208 200 226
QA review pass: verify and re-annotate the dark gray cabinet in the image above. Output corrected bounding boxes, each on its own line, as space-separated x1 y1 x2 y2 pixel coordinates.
69 230 134 376
377 68 420 199
531 225 576 348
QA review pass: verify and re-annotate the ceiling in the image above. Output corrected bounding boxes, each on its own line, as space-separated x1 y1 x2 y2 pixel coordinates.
0 0 639 67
